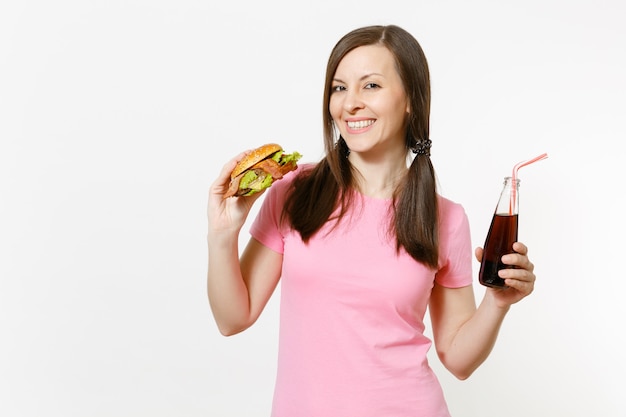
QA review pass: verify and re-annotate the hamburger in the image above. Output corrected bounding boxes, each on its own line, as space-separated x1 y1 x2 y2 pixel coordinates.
224 143 302 198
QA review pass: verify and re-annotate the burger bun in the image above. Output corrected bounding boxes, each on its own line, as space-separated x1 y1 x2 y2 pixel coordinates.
231 143 283 179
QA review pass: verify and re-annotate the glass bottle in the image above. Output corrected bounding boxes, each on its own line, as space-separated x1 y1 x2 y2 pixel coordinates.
478 177 520 288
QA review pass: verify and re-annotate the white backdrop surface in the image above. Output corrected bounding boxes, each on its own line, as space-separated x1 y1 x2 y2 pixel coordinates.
1 0 624 416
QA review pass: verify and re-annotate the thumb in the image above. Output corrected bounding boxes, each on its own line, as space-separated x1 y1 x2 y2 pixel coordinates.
474 247 484 263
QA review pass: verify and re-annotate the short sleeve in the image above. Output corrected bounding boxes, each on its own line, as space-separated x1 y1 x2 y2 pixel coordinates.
249 170 296 254
435 197 474 288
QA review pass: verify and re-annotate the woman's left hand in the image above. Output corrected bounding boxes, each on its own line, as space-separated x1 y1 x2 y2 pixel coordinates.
475 242 536 308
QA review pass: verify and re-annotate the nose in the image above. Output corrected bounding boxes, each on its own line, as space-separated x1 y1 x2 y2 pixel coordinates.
343 90 364 113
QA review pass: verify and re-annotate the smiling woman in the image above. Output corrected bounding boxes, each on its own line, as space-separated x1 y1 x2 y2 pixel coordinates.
329 45 411 165
2 0 623 415
207 24 537 417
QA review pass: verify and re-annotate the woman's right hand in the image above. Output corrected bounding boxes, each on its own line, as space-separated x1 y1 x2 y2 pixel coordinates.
207 151 266 237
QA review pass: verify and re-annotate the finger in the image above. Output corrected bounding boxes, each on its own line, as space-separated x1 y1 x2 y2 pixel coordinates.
499 266 535 283
503 277 535 296
218 150 251 181
501 252 534 272
474 247 484 263
512 241 528 255
210 151 252 196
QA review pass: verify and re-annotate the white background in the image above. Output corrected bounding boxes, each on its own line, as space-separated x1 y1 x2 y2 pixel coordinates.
1 0 624 416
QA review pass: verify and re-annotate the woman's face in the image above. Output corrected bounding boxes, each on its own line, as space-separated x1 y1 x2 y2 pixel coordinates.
329 45 409 158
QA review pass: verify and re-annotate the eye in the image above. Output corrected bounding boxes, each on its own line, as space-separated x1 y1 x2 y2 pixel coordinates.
364 82 380 89
331 85 346 92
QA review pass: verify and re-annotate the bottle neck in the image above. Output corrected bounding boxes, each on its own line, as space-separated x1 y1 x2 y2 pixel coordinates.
496 177 520 215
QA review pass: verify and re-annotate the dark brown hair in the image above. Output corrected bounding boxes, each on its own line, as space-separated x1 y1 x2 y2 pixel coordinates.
283 25 439 268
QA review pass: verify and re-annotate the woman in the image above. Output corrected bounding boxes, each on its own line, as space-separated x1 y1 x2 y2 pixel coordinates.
207 24 535 417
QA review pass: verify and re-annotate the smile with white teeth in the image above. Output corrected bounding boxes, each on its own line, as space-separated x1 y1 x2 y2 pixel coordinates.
347 119 375 129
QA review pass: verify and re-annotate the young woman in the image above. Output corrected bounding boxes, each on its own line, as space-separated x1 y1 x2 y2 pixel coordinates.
207 24 536 417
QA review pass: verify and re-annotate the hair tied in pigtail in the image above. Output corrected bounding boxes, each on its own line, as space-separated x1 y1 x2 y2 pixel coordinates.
336 135 350 158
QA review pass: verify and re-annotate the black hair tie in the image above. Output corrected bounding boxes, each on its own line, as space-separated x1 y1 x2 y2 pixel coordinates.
411 138 432 156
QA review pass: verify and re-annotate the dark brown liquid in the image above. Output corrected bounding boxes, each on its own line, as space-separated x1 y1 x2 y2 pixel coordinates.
479 214 518 288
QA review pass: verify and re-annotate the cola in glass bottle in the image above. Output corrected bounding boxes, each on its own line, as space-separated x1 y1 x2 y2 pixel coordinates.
478 177 519 288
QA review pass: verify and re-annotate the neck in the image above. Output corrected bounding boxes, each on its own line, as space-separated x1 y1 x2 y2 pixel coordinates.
349 151 409 199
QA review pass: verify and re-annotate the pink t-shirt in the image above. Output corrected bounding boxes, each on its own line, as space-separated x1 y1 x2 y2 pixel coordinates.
250 167 473 417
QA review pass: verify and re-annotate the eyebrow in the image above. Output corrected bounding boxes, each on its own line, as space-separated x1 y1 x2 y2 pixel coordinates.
332 73 385 83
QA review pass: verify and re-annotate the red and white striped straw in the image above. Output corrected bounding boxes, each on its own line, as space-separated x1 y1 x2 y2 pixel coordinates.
510 152 548 214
